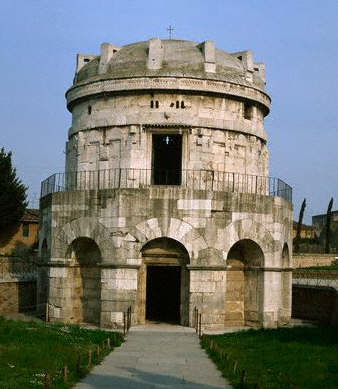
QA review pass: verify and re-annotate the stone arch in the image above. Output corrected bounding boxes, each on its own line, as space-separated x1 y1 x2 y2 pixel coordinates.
225 239 264 326
66 237 102 325
281 217 293 266
39 232 50 257
141 237 190 263
132 217 207 263
280 242 291 324
221 219 275 265
281 242 290 267
137 237 190 326
54 217 111 259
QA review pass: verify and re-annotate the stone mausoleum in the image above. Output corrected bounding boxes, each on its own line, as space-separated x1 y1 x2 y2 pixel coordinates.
38 38 293 329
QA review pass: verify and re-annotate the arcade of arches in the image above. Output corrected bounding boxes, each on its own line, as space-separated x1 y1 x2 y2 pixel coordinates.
61 236 290 328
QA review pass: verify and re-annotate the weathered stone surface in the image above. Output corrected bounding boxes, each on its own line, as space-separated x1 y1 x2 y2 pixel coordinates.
39 38 293 329
0 280 36 315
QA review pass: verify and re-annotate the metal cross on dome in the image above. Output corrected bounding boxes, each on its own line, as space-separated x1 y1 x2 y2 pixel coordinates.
167 25 174 39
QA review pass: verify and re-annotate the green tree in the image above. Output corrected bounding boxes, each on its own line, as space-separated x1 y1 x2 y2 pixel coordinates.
0 148 28 230
294 198 306 253
325 197 334 254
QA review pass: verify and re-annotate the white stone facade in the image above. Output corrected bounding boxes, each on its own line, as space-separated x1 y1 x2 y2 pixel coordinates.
39 39 293 329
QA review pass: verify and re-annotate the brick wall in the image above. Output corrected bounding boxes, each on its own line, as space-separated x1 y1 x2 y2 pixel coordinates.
292 268 338 324
292 285 338 324
293 254 337 268
0 256 38 315
0 280 37 315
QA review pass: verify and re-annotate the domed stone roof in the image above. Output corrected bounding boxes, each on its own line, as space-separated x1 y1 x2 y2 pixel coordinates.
75 39 266 91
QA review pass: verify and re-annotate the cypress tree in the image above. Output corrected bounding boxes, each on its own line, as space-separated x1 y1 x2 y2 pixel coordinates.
294 198 306 253
325 197 334 254
0 148 28 230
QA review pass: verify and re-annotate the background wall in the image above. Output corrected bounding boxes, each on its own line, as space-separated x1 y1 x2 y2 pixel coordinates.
0 257 37 316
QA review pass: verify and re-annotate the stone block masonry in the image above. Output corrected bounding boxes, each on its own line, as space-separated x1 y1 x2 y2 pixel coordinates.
38 38 293 330
293 254 337 268
40 185 292 329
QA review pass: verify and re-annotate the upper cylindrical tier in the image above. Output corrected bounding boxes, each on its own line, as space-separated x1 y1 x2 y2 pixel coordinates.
65 39 271 178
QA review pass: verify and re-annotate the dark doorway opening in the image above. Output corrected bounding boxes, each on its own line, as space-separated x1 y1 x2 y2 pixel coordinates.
152 134 182 185
146 266 181 323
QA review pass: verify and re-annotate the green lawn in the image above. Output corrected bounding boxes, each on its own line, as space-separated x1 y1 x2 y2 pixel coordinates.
0 317 123 389
201 326 338 389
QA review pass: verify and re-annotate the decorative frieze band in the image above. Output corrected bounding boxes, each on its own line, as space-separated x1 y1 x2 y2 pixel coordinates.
66 76 270 113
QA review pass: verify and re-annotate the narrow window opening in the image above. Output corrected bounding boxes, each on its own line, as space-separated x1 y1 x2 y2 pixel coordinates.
88 105 92 115
152 134 182 185
181 101 185 109
243 102 253 120
150 100 154 108
155 101 159 108
237 56 243 61
84 58 90 63
176 101 180 109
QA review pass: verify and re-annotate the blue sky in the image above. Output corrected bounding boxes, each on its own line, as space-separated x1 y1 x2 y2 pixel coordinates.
1 0 337 223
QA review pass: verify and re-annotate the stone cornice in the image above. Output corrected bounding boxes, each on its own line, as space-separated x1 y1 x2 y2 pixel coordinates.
66 76 271 114
38 261 293 272
41 261 141 270
188 265 293 271
187 266 228 271
68 115 268 141
98 263 140 269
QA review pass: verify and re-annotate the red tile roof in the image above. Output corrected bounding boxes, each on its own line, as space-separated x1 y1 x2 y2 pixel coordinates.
21 209 39 223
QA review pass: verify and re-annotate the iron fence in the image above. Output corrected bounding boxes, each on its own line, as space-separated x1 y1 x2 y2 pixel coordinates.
40 169 292 202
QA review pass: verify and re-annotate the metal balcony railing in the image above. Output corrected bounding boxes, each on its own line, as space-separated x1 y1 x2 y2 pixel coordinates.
40 168 292 202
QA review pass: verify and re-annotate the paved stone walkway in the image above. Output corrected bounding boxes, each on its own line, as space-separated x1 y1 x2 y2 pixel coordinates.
74 324 232 388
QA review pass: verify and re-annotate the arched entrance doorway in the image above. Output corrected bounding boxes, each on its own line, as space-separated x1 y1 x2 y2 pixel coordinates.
138 237 189 325
225 239 264 326
66 237 101 325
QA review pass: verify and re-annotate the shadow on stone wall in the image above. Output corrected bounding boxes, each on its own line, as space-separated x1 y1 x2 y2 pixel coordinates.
292 285 338 325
